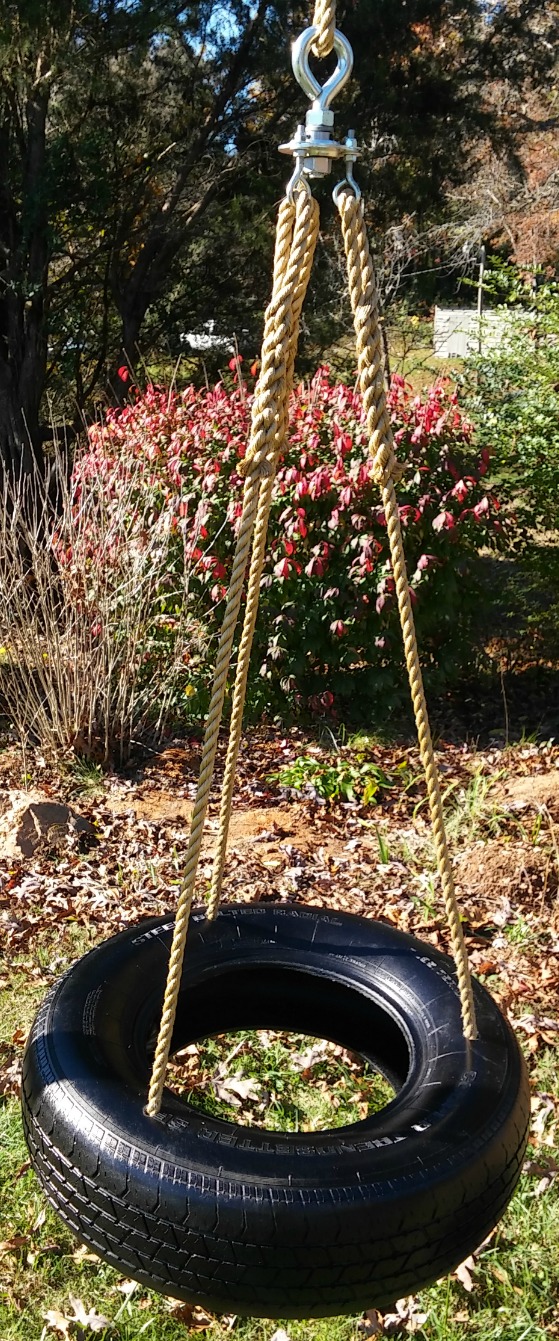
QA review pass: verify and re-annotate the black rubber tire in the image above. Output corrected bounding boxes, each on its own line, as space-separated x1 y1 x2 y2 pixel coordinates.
22 905 529 1319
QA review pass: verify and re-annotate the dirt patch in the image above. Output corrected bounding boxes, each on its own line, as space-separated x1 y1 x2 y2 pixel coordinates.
106 791 325 849
108 790 194 823
500 768 559 814
455 838 552 911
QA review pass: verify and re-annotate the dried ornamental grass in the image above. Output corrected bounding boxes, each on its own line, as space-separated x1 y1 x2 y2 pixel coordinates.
0 440 202 764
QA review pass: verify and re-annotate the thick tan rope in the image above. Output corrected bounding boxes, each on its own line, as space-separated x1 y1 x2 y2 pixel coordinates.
147 155 477 1120
336 190 477 1040
146 189 319 1115
207 194 320 917
312 0 335 57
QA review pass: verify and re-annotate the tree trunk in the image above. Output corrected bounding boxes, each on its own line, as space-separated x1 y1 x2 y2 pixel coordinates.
0 75 49 481
0 361 42 479
110 302 148 404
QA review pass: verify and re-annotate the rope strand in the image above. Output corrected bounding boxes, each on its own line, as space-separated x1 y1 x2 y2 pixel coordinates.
312 0 335 57
207 193 320 917
146 190 320 1115
336 189 477 1041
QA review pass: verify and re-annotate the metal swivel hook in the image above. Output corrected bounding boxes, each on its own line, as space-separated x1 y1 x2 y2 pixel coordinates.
280 25 355 181
285 129 313 203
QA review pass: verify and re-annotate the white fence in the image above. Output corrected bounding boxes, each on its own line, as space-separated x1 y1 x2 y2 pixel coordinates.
433 307 508 359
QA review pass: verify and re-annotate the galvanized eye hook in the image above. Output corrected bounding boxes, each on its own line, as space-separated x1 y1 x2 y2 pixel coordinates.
291 26 354 114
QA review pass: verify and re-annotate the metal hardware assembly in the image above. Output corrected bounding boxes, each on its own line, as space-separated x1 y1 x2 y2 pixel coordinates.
279 25 359 182
333 131 361 202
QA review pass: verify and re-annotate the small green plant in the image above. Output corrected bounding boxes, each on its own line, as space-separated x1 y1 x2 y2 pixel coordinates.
444 769 507 844
376 826 391 864
504 915 536 948
270 750 410 806
412 873 439 923
67 756 105 794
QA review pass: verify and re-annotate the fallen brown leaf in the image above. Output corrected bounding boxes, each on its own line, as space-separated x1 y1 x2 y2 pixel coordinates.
523 1156 559 1177
533 1172 558 1196
68 1295 110 1331
13 1160 31 1181
357 1308 383 1335
383 1297 429 1334
0 1234 29 1254
72 1244 101 1265
43 1310 72 1339
454 1255 476 1292
167 1301 215 1330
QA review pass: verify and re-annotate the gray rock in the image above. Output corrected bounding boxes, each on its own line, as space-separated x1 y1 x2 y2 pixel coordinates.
0 792 97 859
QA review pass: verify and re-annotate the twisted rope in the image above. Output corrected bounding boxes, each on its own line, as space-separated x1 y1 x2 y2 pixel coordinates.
336 190 477 1041
147 136 477 1120
146 189 319 1115
312 0 336 57
207 193 320 917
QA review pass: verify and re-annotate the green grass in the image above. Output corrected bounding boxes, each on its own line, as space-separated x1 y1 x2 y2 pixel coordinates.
0 925 96 1054
168 1030 395 1131
0 970 46 1050
323 322 463 395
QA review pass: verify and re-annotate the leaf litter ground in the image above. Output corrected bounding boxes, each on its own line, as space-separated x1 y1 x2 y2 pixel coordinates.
1 727 558 1339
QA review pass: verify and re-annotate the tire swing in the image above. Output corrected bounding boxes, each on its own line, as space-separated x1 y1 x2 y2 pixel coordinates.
22 1 530 1321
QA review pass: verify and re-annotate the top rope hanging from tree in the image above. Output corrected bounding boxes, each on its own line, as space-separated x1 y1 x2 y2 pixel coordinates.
145 3 477 1120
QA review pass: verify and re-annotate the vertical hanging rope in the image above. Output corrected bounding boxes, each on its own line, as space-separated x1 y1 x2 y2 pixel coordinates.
336 190 477 1042
312 0 336 57
207 193 320 918
146 188 320 1116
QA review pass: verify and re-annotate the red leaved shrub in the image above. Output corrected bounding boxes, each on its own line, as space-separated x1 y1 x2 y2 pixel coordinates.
76 367 501 721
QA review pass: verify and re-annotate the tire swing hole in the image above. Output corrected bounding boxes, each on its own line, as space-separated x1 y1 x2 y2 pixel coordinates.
168 1029 397 1132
